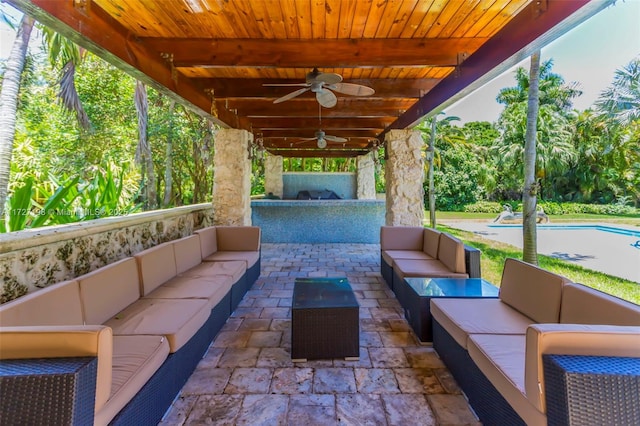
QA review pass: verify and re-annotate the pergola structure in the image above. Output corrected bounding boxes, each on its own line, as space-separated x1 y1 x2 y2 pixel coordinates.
8 0 613 158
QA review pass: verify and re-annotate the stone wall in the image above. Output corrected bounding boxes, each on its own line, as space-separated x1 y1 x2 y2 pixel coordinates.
264 154 284 199
384 129 425 226
213 128 252 225
0 204 213 304
356 152 376 200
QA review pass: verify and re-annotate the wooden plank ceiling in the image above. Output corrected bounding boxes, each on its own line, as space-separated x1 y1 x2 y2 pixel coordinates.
10 0 609 157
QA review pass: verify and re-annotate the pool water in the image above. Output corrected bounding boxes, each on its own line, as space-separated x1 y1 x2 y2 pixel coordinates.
488 224 640 239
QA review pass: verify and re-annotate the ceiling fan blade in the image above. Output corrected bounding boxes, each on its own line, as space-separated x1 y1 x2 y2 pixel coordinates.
263 83 310 87
328 82 375 96
325 135 347 143
316 89 337 108
273 87 310 104
315 72 342 85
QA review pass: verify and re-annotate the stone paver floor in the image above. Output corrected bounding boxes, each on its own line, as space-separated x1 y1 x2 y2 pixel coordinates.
159 243 480 425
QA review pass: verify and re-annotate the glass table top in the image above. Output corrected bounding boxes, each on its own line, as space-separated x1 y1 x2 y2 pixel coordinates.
293 277 359 308
403 278 499 298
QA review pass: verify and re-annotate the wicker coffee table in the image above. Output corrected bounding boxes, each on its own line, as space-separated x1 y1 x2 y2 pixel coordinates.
292 277 359 361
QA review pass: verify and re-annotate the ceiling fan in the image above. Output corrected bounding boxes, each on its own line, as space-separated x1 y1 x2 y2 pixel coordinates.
295 130 347 149
264 67 375 108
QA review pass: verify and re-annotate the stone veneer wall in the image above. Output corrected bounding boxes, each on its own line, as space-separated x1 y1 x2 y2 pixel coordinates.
213 128 252 225
264 154 284 199
384 129 425 226
0 204 213 303
356 152 376 200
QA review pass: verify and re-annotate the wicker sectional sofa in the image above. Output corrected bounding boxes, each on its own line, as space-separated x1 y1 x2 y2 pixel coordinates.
431 258 640 426
0 226 260 426
380 226 479 291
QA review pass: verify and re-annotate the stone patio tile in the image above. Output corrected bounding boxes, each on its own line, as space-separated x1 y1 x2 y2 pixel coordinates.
363 290 388 299
382 394 436 426
394 368 445 394
231 307 263 318
378 298 402 308
157 394 197 426
368 347 409 368
360 331 383 347
354 368 400 394
198 346 225 369
358 298 380 308
270 289 292 298
260 307 290 318
287 394 335 425
247 331 283 347
182 394 243 425
254 297 281 307
212 331 252 348
434 368 462 394
333 347 373 368
336 394 387 425
269 367 314 394
427 394 481 426
370 307 403 320
235 394 289 426
237 297 255 307
238 318 272 331
404 347 446 368
181 367 232 395
313 368 357 393
217 347 260 368
225 368 273 394
257 347 294 368
380 331 416 347
220 318 243 331
388 319 412 332
361 318 393 332
269 318 291 331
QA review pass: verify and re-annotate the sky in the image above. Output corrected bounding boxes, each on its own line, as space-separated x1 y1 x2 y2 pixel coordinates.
1 1 639 124
447 0 640 123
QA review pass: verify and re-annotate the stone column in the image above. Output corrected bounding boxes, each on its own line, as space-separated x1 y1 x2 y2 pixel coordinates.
356 152 376 200
212 128 253 225
264 154 284 199
384 129 424 226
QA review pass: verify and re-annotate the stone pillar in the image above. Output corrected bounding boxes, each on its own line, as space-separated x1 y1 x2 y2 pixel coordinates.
264 154 284 199
356 152 376 200
212 128 252 225
384 129 424 226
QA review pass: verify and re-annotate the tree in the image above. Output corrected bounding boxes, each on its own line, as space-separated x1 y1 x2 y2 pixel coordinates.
0 14 34 216
522 51 541 265
134 80 156 209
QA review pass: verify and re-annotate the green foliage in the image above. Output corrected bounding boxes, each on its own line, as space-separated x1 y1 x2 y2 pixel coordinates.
463 201 504 214
4 178 34 232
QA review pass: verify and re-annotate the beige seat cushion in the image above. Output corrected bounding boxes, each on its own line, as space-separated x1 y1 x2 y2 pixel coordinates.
172 235 203 274
560 283 640 325
216 226 261 251
380 226 424 251
393 258 468 280
78 258 141 325
95 334 169 426
134 243 178 296
431 298 533 348
382 250 434 267
145 274 233 309
202 252 258 270
423 227 442 258
499 258 568 324
437 233 466 274
468 334 546 426
104 298 210 352
181 260 246 284
0 280 83 326
195 226 218 258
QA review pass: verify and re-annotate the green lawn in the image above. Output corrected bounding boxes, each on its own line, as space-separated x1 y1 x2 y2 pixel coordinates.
435 221 640 305
436 211 640 226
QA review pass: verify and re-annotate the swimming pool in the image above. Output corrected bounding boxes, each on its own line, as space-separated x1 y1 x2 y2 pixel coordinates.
488 224 640 238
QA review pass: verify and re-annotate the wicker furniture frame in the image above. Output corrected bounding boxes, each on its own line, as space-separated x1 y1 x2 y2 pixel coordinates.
292 277 359 361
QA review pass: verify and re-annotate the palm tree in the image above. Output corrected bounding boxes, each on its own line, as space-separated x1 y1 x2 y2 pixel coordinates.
596 58 640 127
522 51 541 265
134 80 157 209
0 14 34 216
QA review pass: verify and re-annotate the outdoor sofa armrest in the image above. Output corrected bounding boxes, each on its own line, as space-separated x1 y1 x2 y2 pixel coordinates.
524 323 640 413
215 226 261 251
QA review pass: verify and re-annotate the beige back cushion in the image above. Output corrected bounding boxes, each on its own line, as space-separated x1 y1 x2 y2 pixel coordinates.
422 227 441 258
437 233 466 273
561 283 640 325
379 226 424 251
525 323 640 413
0 325 114 411
134 243 177 296
172 235 202 274
79 258 140 324
216 226 261 251
0 280 83 326
499 258 567 323
195 226 217 257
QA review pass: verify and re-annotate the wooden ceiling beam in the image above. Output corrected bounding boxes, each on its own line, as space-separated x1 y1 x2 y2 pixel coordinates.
241 117 395 130
197 78 439 99
141 38 487 68
6 0 242 128
265 149 371 158
222 99 414 117
383 0 614 137
258 129 379 138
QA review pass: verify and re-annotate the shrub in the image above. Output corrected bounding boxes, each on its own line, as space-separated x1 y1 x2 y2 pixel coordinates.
463 201 503 213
